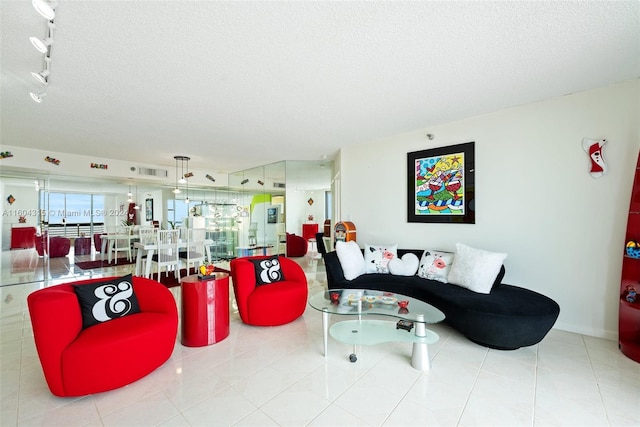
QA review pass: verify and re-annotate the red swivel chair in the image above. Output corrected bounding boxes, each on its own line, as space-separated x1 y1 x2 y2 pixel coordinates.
27 276 178 397
230 256 308 326
93 233 104 253
286 233 308 257
35 234 71 258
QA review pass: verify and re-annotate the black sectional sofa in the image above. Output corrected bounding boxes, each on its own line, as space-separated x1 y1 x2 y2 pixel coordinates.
317 236 560 350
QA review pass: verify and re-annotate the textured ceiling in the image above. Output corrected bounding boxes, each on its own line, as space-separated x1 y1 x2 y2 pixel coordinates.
1 1 638 174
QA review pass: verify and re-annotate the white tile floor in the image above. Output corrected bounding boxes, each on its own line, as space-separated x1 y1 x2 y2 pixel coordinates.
1 249 639 426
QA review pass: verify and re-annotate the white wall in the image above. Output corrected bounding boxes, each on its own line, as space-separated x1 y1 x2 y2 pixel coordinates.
1 183 40 250
286 189 326 235
339 79 639 340
0 146 229 188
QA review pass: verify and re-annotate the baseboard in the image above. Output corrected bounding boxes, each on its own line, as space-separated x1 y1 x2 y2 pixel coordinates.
552 322 618 342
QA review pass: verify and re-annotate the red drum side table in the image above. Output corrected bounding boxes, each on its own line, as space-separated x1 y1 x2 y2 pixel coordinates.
180 273 230 347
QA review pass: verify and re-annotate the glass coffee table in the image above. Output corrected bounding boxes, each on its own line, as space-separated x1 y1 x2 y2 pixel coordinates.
308 289 445 370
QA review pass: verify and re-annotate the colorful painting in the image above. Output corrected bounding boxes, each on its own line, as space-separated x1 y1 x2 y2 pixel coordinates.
407 142 475 224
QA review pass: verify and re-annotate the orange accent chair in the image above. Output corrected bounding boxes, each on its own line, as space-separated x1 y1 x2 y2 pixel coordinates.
230 256 308 326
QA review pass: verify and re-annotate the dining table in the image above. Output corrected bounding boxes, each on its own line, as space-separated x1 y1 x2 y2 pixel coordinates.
133 239 213 278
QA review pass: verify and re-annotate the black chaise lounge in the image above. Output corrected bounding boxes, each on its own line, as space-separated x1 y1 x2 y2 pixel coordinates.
317 234 560 350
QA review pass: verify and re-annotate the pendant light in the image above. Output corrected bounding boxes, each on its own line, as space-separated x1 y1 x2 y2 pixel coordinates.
133 186 140 210
173 155 190 197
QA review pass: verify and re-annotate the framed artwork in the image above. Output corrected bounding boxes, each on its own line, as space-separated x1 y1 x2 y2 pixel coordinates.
407 141 475 224
267 207 278 224
145 198 153 221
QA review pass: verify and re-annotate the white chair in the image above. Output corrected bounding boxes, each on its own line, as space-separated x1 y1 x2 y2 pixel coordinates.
179 228 207 274
151 229 181 281
322 236 334 253
276 223 286 255
137 227 157 275
106 225 132 263
248 222 258 247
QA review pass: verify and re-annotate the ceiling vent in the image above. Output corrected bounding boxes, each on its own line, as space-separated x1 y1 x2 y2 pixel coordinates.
137 167 168 178
273 182 285 188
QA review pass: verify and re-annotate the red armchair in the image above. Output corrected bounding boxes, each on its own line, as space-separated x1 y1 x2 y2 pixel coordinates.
34 234 71 258
286 233 308 257
230 256 308 326
27 276 178 397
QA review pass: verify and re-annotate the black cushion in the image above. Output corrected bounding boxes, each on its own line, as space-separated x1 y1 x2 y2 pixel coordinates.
250 256 286 286
73 274 140 329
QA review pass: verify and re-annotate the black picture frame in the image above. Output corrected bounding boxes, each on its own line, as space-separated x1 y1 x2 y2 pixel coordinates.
407 141 475 224
267 207 278 224
145 198 153 221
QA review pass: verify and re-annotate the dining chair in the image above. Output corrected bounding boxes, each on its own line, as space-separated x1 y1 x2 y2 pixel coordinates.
276 223 286 255
105 225 132 263
151 229 181 281
179 228 207 274
137 227 157 275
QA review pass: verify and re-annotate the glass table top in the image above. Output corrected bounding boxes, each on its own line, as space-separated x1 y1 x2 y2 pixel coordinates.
308 288 445 324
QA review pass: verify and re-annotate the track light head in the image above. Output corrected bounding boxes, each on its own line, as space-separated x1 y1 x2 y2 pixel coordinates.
29 92 46 103
31 70 50 85
30 36 54 54
32 0 57 20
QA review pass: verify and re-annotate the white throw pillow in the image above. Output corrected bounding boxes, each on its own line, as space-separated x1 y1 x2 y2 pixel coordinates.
335 240 366 280
447 243 507 294
388 253 419 276
417 250 455 283
364 243 398 274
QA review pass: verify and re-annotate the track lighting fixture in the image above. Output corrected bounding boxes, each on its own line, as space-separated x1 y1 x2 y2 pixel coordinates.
30 36 53 54
29 92 46 103
240 179 249 185
30 21 55 53
31 69 50 85
29 1 56 102
32 0 57 20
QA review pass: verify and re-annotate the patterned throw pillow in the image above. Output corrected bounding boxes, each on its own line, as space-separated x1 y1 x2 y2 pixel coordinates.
417 250 455 283
364 243 398 274
250 256 286 285
73 274 140 329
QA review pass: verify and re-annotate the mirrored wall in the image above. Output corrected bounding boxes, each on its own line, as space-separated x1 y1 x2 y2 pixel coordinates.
0 160 333 287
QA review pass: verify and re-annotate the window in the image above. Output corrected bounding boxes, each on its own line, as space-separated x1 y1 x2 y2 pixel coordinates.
43 192 105 236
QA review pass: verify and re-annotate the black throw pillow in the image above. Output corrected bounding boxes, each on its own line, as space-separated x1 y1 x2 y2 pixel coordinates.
73 274 141 329
250 256 286 285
